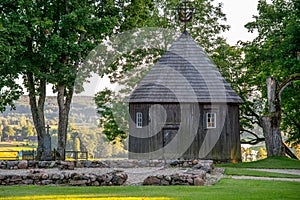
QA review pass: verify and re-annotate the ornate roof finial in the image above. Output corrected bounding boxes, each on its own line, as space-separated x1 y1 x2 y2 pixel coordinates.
177 0 194 33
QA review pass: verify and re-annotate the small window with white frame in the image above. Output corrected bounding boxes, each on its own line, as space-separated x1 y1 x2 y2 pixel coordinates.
136 112 143 128
206 112 216 128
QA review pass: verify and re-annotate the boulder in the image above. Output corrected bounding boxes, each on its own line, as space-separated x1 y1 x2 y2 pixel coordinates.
70 179 88 186
194 177 204 186
22 179 34 185
59 161 75 170
41 173 49 180
143 176 161 185
192 163 203 169
187 178 194 185
41 180 53 185
160 179 170 186
18 160 28 169
192 160 199 165
10 175 22 182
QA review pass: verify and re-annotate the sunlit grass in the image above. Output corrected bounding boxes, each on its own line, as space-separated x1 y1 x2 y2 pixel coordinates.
0 151 18 160
0 144 36 160
1 194 173 200
0 141 36 160
0 179 299 200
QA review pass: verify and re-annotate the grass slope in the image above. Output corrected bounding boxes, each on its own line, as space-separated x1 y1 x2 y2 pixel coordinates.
0 179 299 200
224 168 300 178
217 156 300 169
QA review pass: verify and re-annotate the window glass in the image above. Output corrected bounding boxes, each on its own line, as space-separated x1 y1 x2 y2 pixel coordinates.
206 112 216 128
136 112 142 128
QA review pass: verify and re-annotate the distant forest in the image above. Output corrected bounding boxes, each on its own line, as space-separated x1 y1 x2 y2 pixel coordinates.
1 95 98 126
0 96 127 158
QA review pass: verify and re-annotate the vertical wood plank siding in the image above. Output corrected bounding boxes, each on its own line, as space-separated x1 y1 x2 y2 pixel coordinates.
129 103 241 162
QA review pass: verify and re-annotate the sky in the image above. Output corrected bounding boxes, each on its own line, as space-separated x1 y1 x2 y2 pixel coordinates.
216 0 258 45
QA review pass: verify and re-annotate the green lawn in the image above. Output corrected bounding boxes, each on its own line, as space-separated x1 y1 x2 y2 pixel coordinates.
0 179 299 200
217 156 300 169
0 156 299 199
224 167 300 178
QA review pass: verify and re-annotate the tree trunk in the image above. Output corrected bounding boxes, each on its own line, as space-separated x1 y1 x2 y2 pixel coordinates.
56 84 73 160
261 77 285 157
27 72 52 160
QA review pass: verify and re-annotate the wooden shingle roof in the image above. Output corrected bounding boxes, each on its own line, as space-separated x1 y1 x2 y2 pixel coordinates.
128 32 243 103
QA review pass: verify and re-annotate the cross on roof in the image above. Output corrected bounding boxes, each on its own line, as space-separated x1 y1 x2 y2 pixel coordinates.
177 0 194 33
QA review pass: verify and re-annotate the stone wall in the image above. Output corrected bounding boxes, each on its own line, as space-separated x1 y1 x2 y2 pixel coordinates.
0 159 214 170
0 159 216 186
143 170 206 186
0 160 109 170
0 169 127 186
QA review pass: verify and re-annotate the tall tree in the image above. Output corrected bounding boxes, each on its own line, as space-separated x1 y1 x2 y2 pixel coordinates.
0 0 123 160
2 125 15 140
241 0 300 156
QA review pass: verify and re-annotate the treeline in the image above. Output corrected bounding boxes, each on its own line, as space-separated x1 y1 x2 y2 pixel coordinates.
0 116 35 140
1 96 98 126
50 125 128 159
0 96 128 158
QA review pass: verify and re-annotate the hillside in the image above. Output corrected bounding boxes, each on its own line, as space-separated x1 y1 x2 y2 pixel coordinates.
1 96 98 126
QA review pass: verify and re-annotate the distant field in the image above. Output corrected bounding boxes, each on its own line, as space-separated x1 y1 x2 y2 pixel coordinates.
0 142 36 160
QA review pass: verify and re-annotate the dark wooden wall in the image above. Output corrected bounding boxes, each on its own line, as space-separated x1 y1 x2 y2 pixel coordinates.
128 103 241 162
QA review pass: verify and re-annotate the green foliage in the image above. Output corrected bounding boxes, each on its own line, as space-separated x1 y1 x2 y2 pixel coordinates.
94 89 127 143
120 0 160 31
73 137 80 152
2 126 15 139
0 0 125 159
241 0 300 145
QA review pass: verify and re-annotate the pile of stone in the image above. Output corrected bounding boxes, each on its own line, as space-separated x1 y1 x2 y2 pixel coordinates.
142 160 214 186
143 170 206 186
0 169 127 186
